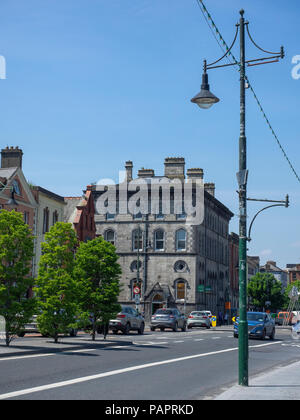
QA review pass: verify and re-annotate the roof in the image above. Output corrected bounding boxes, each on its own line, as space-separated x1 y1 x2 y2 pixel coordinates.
64 197 82 224
32 186 65 203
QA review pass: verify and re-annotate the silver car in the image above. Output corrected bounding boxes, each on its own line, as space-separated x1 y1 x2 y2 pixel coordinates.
187 311 211 329
150 308 186 332
109 305 145 335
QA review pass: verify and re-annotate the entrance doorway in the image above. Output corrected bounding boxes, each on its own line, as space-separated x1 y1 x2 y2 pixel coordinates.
151 293 165 314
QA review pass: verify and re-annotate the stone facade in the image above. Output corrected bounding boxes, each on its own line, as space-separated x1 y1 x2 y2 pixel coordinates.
92 158 233 322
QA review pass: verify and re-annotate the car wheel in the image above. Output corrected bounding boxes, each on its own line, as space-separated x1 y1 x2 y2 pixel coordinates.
269 328 275 340
138 323 145 335
261 329 266 340
112 329 118 334
160 327 165 331
187 325 192 329
173 322 178 332
18 332 25 338
150 326 155 331
181 323 186 332
123 323 130 335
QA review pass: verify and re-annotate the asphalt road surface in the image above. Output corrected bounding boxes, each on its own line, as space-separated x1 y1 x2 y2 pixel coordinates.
0 327 299 400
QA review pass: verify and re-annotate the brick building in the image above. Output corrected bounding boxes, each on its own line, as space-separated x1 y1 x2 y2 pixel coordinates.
64 185 96 242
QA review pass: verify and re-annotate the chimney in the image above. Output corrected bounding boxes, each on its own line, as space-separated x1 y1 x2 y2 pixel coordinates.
204 182 215 197
187 168 204 180
1 146 23 169
125 160 133 182
138 168 155 178
164 157 185 180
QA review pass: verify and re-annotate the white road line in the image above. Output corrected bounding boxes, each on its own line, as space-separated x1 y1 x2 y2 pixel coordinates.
0 341 281 400
173 340 184 343
194 339 204 342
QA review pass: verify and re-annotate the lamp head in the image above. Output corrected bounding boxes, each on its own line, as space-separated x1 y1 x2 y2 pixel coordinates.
191 70 220 109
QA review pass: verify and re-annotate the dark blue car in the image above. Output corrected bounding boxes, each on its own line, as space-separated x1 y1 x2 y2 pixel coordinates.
234 312 275 340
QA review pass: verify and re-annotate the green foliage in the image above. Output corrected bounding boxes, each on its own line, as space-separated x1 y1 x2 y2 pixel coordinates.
74 236 122 340
247 272 285 312
283 281 300 310
0 210 35 346
35 223 79 343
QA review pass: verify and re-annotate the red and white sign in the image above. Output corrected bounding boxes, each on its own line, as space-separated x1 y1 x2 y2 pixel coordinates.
133 286 140 295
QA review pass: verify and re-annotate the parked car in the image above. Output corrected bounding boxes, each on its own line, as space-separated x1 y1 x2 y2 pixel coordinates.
187 311 211 329
202 310 213 325
234 312 275 340
18 315 39 337
109 305 145 335
150 308 186 332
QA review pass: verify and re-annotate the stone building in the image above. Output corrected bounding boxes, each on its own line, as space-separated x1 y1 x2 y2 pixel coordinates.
92 157 233 322
259 260 287 289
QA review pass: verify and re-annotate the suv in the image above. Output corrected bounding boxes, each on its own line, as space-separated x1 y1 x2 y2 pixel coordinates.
234 312 275 340
109 306 145 335
150 308 186 332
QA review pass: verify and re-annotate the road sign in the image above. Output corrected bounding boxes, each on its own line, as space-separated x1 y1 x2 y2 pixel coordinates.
211 316 217 327
133 286 140 295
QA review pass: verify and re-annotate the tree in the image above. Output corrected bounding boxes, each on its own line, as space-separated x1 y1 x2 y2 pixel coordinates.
0 210 35 346
74 236 122 341
283 280 300 310
35 223 79 343
247 272 285 312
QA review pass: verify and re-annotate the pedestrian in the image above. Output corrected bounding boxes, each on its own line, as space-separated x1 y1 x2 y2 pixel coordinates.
224 312 228 325
218 311 223 326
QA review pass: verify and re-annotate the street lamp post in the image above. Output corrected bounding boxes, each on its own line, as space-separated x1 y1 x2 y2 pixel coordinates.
191 9 284 386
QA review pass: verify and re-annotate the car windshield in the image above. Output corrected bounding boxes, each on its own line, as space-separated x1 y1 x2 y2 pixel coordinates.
155 309 173 315
247 313 265 322
191 312 205 316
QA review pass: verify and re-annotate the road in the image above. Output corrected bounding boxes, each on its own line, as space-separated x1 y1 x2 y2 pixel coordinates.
0 327 299 400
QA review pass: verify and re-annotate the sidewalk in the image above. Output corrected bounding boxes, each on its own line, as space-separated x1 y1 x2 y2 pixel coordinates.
216 359 300 400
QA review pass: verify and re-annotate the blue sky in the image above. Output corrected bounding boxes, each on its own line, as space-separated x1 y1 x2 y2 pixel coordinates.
0 0 299 268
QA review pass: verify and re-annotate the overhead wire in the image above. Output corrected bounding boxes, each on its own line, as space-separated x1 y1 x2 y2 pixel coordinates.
195 0 300 185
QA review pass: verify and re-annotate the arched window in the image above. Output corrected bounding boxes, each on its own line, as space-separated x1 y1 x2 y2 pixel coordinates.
132 229 143 251
154 229 165 251
176 229 186 251
175 279 186 300
105 229 115 245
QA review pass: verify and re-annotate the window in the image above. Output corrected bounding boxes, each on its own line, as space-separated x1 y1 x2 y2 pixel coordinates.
154 229 164 251
12 180 21 196
176 280 186 300
23 211 29 225
176 229 186 251
174 260 187 273
132 229 143 251
53 210 58 225
43 208 49 234
105 229 115 245
130 260 142 272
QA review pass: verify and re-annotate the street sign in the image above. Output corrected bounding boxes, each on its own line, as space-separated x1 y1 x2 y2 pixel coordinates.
133 286 140 295
211 316 217 328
